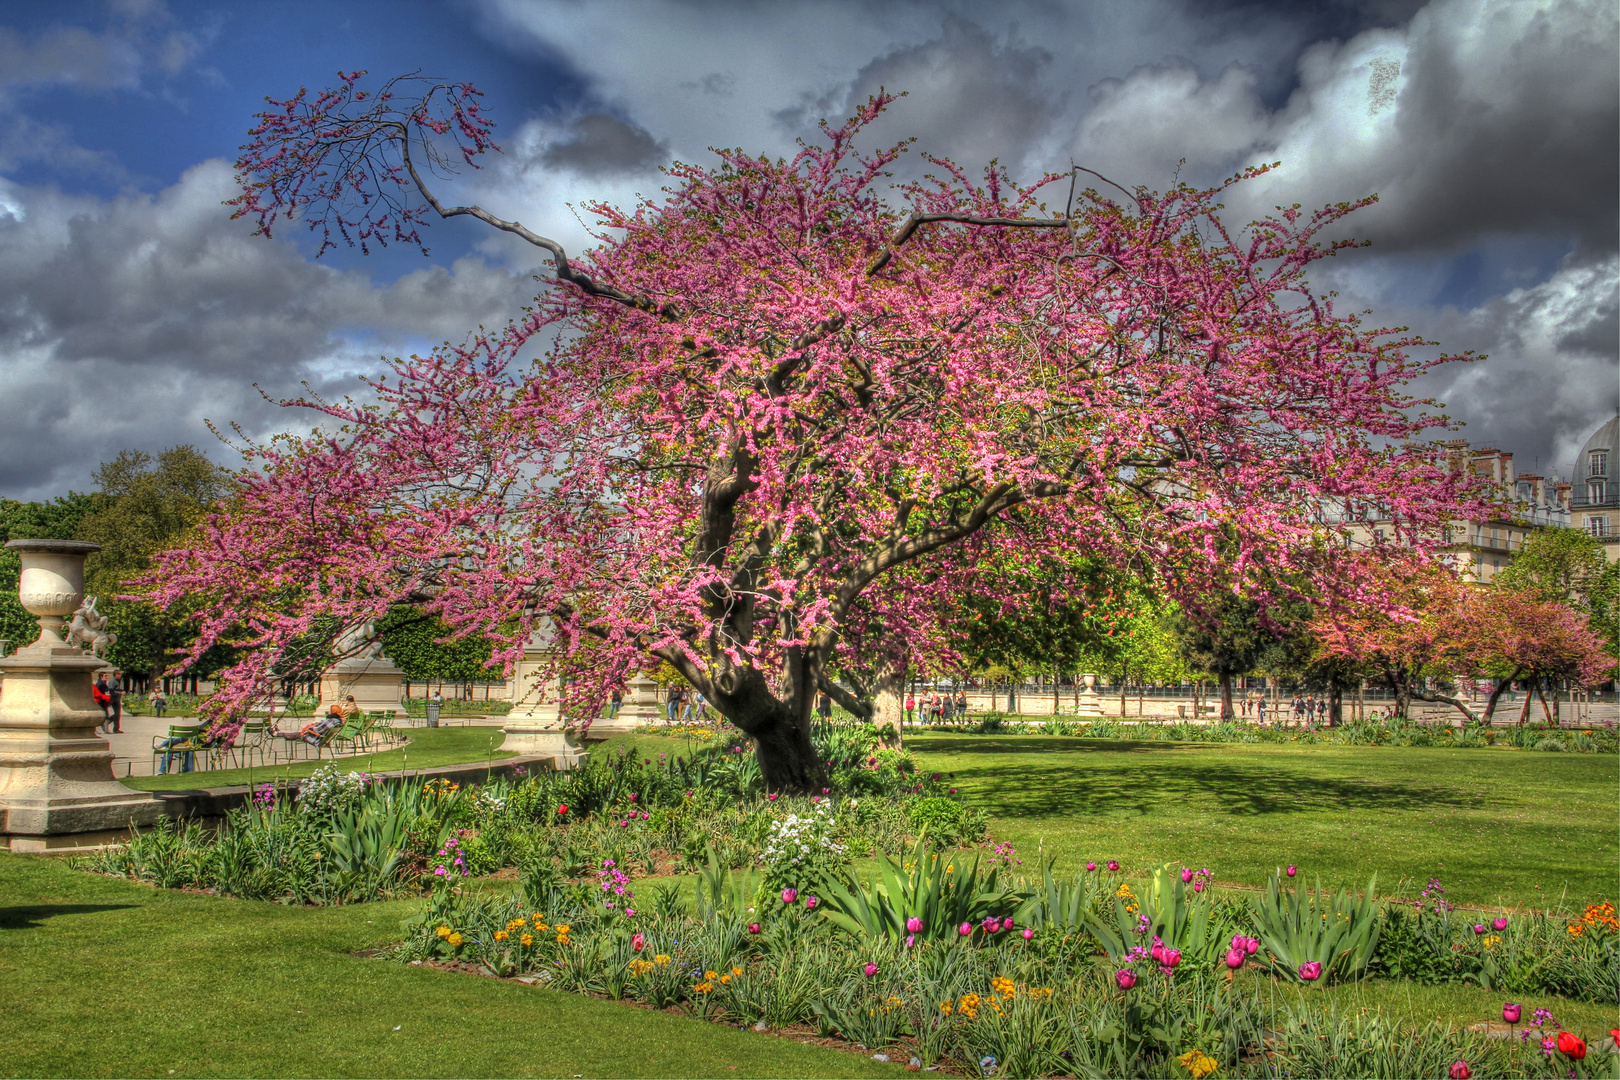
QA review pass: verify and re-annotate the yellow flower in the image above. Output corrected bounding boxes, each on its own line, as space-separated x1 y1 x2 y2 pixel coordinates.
520 933 534 947
435 925 451 939
531 913 544 921
957 992 981 1019
555 933 569 945
494 931 508 942
704 970 718 980
1568 923 1585 937
1028 987 1053 1000
719 974 732 985
629 959 654 977
1116 883 1135 898
507 918 526 931
555 924 571 935
939 1001 954 1015
654 954 672 965
1482 935 1502 950
694 981 714 994
732 967 743 977
532 923 550 933
1177 1049 1219 1079
990 975 1016 999
446 932 463 947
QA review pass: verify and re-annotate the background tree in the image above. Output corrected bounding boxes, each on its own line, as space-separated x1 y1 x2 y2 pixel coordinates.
1169 592 1273 720
1463 590 1613 724
149 74 1485 791
1496 527 1618 678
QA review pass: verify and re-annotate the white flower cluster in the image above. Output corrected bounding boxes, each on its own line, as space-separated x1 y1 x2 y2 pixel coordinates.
762 799 846 869
295 764 371 817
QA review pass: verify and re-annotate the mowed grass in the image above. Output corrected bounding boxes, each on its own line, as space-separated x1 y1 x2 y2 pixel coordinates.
0 853 898 1080
125 726 515 792
907 735 1619 910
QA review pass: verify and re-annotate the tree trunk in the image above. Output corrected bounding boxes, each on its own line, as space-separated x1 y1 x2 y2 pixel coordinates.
1328 684 1342 726
1534 680 1553 724
1410 687 1477 725
1518 682 1533 726
752 714 824 793
872 652 907 748
1218 671 1235 720
1480 670 1522 725
1006 680 1017 714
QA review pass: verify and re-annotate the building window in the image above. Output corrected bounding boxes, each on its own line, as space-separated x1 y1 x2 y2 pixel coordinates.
1589 517 1610 537
1592 450 1609 476
1589 481 1605 505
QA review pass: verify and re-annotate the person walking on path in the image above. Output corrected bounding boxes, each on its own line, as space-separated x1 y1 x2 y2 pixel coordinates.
608 688 623 719
104 671 124 733
92 673 112 729
816 691 832 720
955 690 967 720
904 692 916 724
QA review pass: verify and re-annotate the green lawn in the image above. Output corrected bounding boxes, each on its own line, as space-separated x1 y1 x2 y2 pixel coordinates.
908 735 1619 910
125 726 515 792
0 853 898 1080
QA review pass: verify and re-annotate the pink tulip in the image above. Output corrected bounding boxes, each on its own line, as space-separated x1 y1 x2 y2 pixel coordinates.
1086 861 1097 871
1473 924 1486 935
906 917 923 934
747 923 761 935
1181 868 1194 883
1286 865 1297 877
959 922 973 937
1022 928 1034 940
804 896 819 911
631 933 645 952
1502 1003 1521 1024
905 933 915 948
1298 961 1322 981
1244 937 1259 954
1106 860 1120 871
1162 948 1181 969
1001 917 1015 931
767 793 778 801
1225 947 1246 969
1492 917 1508 931
781 888 798 904
863 962 878 978
1115 968 1136 989
1151 941 1165 963
1192 882 1204 893
1449 1061 1471 1080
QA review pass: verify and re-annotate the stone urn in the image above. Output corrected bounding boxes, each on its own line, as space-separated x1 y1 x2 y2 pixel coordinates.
0 539 161 845
1074 672 1104 718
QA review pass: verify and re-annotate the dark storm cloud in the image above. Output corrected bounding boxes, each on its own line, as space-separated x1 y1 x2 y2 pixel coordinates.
537 113 669 177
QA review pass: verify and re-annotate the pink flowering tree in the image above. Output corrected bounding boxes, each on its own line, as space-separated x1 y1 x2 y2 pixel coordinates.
148 72 1486 791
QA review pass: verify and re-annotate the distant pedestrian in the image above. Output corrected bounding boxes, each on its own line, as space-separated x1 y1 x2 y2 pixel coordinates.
904 693 916 723
148 687 168 719
955 690 967 719
608 688 623 718
694 690 708 721
104 670 124 733
1256 696 1267 725
942 694 955 722
816 691 832 720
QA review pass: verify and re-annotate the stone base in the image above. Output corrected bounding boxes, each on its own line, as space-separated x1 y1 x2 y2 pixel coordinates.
1074 693 1104 719
0 641 163 836
8 827 140 853
319 658 406 716
499 724 588 771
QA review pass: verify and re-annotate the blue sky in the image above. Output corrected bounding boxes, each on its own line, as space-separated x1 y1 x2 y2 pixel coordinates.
0 0 1614 497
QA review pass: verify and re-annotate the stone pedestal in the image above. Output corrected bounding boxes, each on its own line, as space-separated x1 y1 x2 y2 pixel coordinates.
499 722 588 771
1074 673 1104 718
0 539 161 842
318 656 406 716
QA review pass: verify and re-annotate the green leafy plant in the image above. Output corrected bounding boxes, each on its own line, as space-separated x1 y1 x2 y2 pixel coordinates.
1251 868 1380 983
1085 864 1232 966
816 834 1026 942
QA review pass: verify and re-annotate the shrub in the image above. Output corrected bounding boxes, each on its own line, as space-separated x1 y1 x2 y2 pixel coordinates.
1250 868 1380 984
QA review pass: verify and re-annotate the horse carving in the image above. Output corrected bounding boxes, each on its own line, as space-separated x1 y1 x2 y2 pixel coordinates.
64 596 117 658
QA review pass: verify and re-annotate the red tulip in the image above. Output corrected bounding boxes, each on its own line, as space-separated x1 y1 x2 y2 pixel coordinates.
1449 1060 1470 1079
747 922 761 934
631 932 645 952
1557 1032 1585 1060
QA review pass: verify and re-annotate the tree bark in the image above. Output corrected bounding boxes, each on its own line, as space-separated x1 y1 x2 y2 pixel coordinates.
1410 687 1477 724
1218 671 1235 720
1328 684 1342 726
1480 669 1523 725
752 714 825 793
872 652 907 748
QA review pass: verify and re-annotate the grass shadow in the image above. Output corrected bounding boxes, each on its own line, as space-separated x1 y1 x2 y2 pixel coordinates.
1 903 136 929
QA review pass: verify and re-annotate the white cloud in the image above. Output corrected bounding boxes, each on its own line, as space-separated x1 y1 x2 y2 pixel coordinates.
0 161 545 499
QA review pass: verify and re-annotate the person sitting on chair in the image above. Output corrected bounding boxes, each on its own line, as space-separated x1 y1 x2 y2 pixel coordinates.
279 696 355 745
